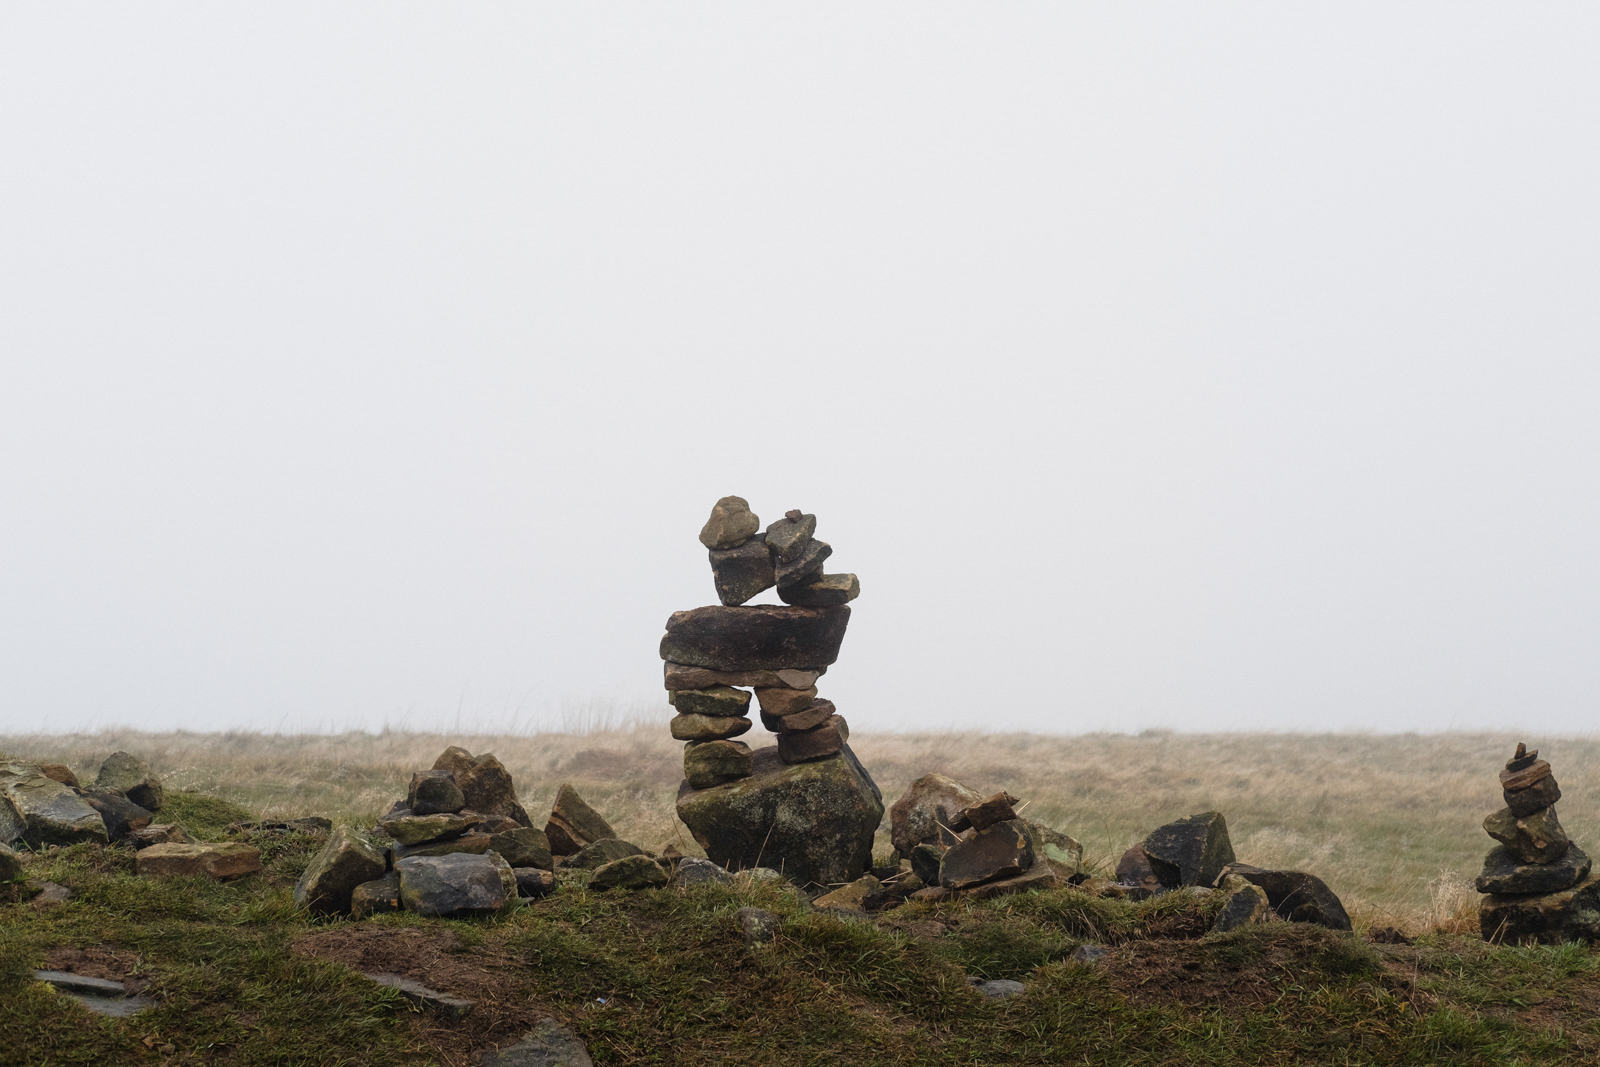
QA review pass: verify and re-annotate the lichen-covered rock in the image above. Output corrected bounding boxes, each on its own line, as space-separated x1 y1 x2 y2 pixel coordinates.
676 744 883 890
396 852 513 917
1481 872 1600 945
699 496 761 550
683 740 753 790
939 820 1034 890
660 604 851 672
295 827 387 915
1020 820 1083 875
0 842 24 881
775 718 844 763
558 838 643 870
1484 806 1570 865
814 875 880 913
1214 863 1352 931
672 856 733 886
406 770 466 816
544 784 617 856
590 853 669 891
488 827 553 870
736 906 780 944
672 686 753 717
94 752 164 812
670 713 753 742
1476 844 1591 895
351 874 402 919
138 842 262 880
1143 812 1235 888
391 832 492 861
0 767 108 847
1211 875 1271 932
379 810 479 846
889 773 984 858
709 536 776 606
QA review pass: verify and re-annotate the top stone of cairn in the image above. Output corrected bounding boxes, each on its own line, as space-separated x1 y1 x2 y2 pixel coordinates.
699 496 761 550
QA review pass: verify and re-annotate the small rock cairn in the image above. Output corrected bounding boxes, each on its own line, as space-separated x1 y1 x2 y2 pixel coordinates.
661 496 860 789
1477 743 1600 944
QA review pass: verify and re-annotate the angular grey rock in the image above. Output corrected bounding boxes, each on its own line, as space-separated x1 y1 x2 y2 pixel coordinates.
514 867 556 898
778 573 860 608
670 713 753 742
736 906 780 944
397 852 513 917
1069 944 1109 967
1214 863 1352 931
94 752 164 812
435 751 532 827
33 970 127 996
776 717 843 763
78 791 153 841
672 856 734 886
1505 774 1561 818
709 535 776 606
676 744 883 890
1481 872 1600 945
683 739 753 790
544 784 617 856
660 604 851 672
671 686 753 717
1476 843 1591 895
1210 874 1270 932
1020 820 1084 876
365 972 475 1017
954 792 1020 833
971 978 1026 1000
489 827 554 870
476 1017 594 1067
1484 806 1570 865
379 810 479 846
939 819 1034 890
590 853 669 890
752 686 819 717
295 827 388 916
889 773 984 858
664 663 823 691
0 842 23 881
774 539 831 589
909 843 944 886
764 512 817 562
390 832 492 861
0 768 108 847
407 770 466 816
558 837 643 870
1142 812 1235 888
761 698 836 734
351 874 402 918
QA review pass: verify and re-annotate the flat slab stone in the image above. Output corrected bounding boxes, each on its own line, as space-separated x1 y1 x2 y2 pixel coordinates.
939 820 1034 890
660 604 851 672
136 842 262 880
477 1017 594 1066
1482 871 1600 945
1477 843 1591 895
664 664 823 691
544 785 617 857
33 969 126 996
365 973 475 1017
0 767 108 847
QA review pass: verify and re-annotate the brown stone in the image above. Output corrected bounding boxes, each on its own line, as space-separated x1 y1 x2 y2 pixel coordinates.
939 820 1034 890
137 842 262 880
1484 806 1570 865
664 663 823 690
954 792 1020 833
454 753 532 827
1115 844 1162 891
814 875 879 914
888 773 984 858
1500 760 1553 792
911 885 953 903
774 540 831 588
671 686 752 717
670 714 753 742
778 572 860 608
1505 775 1562 818
961 861 1065 901
38 764 79 788
544 784 618 856
700 496 761 550
709 536 776 606
682 740 754 790
391 833 493 861
764 512 817 562
660 604 851 672
1481 872 1600 945
776 718 843 763
753 686 819 716
762 698 836 734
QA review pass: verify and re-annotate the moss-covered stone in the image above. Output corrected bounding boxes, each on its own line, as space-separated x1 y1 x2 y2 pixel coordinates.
295 827 387 915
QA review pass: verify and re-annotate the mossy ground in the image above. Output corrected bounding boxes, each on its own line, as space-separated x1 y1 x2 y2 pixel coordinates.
6 794 1600 1066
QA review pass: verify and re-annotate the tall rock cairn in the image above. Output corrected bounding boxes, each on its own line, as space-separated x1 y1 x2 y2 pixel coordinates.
660 496 861 789
1477 743 1600 945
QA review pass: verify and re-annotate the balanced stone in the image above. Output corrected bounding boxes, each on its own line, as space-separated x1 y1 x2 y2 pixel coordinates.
778 572 860 608
660 604 851 672
1214 862 1352 930
764 512 817 562
1484 806 1570 865
953 792 1020 833
939 819 1034 890
761 698 836 734
683 740 754 790
440 752 531 826
672 686 753 717
676 744 883 889
664 663 823 690
753 686 818 716
1505 775 1562 818
95 752 165 812
544 784 618 856
776 717 844 763
1477 843 1591 895
379 811 479 846
1142 812 1235 888
700 496 760 550
709 535 776 606
774 540 831 589
889 773 984 857
670 713 753 742
406 770 465 816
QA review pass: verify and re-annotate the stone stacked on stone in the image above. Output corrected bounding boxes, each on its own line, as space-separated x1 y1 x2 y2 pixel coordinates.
1478 743 1600 945
670 498 880 888
2 753 171 848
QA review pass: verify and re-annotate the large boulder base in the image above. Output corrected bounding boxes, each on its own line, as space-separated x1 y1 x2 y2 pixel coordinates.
676 744 883 890
396 852 515 917
1482 872 1600 945
1216 863 1352 931
660 604 851 672
296 827 388 916
94 752 165 812
1476 843 1591 895
1143 812 1235 888
0 768 109 847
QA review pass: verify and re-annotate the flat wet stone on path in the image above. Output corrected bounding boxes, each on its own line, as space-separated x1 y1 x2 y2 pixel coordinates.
476 1017 593 1066
32 970 155 1016
363 972 475 1017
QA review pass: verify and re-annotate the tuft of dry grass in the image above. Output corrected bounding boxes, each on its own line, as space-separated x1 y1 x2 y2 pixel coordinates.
4 727 1594 934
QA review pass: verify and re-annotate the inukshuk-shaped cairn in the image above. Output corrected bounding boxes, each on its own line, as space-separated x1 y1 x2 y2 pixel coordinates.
665 496 883 889
1477 743 1600 945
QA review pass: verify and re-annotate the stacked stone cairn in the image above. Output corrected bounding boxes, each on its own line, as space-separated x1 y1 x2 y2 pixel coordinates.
667 496 885 890
1478 743 1600 945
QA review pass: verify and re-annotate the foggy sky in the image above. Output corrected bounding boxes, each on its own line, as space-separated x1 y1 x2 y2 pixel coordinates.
2 6 1597 736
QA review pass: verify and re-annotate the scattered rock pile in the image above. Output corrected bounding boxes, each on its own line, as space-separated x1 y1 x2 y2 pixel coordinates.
1478 743 1600 945
1 752 174 849
887 774 1083 904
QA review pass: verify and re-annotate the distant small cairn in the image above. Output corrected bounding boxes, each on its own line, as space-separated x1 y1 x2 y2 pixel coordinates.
1478 742 1600 944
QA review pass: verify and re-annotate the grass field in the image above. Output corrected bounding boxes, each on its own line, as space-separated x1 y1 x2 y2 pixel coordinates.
6 727 1596 932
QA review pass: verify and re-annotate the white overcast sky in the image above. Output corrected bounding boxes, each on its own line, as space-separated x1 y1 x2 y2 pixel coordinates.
2 6 1597 736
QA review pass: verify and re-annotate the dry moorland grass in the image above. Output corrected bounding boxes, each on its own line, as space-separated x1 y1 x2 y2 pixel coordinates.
5 727 1595 934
